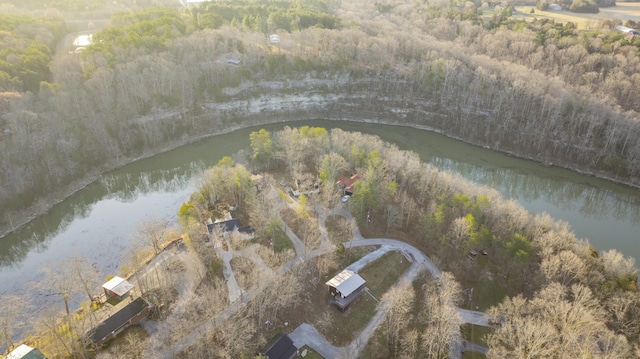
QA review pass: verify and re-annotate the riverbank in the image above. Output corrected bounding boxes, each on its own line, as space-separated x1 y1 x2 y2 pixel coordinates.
2 82 639 240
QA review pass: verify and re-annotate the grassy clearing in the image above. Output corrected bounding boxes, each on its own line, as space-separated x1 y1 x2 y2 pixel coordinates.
272 225 294 252
462 350 488 359
359 251 412 297
512 7 600 29
511 5 640 29
315 294 378 346
468 279 508 311
313 251 411 346
461 324 493 347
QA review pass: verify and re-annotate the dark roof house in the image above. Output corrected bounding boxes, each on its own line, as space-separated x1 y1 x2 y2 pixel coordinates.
207 218 241 234
263 334 297 359
87 297 152 348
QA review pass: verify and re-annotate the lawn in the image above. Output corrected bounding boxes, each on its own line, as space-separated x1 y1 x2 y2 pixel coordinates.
272 225 294 252
461 324 493 347
359 251 412 297
299 249 412 346
462 351 488 359
316 294 379 346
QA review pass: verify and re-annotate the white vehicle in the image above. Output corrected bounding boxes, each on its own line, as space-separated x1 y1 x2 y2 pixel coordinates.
341 195 351 203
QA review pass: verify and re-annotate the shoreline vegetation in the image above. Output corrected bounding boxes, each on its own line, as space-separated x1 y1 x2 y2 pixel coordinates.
4 1 640 239
9 126 637 358
1 111 639 242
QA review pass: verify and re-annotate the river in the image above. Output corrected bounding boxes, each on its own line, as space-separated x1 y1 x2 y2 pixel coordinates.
1 119 639 311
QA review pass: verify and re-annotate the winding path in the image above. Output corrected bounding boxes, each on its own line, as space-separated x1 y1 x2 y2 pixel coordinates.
142 195 491 358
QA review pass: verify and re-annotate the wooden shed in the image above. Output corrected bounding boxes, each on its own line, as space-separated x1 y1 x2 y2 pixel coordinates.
102 276 134 300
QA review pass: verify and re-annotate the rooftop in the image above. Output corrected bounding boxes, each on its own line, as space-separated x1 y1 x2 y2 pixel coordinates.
88 297 149 345
264 334 297 359
336 174 361 193
4 345 46 359
102 276 134 297
325 269 366 298
207 218 241 234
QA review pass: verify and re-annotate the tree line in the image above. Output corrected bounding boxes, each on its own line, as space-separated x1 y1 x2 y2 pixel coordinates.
0 14 66 93
256 127 639 357
2 126 638 357
2 0 640 246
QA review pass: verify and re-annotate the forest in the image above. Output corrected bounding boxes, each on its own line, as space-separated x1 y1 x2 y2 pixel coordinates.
1 1 640 356
2 0 640 238
2 127 637 358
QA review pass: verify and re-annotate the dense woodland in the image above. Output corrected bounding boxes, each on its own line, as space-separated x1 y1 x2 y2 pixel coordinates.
1 0 640 355
184 126 640 357
0 126 634 358
3 126 636 358
3 0 640 236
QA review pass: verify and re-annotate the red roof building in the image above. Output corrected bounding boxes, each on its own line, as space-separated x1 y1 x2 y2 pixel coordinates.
336 174 361 195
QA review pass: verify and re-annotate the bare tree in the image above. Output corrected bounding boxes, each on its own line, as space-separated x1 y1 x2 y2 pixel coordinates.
69 256 102 304
40 261 82 316
0 294 28 352
487 282 632 358
419 273 462 357
540 250 588 286
384 279 415 356
134 217 170 256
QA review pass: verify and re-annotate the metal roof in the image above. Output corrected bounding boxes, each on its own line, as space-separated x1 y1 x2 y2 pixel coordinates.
325 269 366 298
4 344 46 359
102 276 134 297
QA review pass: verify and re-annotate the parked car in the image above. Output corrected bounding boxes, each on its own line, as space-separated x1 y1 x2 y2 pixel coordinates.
341 195 351 203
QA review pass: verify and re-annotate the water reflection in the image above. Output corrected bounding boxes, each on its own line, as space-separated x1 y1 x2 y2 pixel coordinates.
100 164 199 202
0 167 200 268
1 119 639 272
430 156 640 224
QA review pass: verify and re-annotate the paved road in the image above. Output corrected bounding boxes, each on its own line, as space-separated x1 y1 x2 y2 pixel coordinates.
142 197 491 358
457 308 494 328
346 245 392 272
289 323 342 359
464 340 489 355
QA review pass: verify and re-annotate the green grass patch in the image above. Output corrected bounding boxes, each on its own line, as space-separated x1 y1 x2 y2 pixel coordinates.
314 251 411 345
462 350 488 359
464 277 508 312
295 345 324 359
272 225 293 252
359 251 412 297
317 294 378 346
461 324 493 347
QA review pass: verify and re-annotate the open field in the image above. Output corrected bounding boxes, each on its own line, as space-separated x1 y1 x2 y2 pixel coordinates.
512 2 640 29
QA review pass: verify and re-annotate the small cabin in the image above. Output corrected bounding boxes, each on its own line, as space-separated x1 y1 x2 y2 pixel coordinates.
325 269 367 311
102 276 134 301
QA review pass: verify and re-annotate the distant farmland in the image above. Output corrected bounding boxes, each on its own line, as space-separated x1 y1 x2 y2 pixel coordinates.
512 2 640 29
